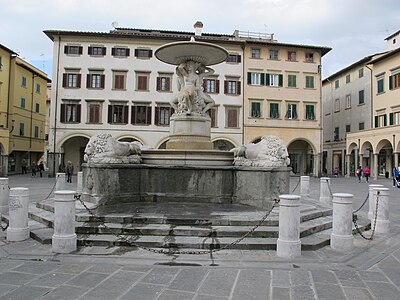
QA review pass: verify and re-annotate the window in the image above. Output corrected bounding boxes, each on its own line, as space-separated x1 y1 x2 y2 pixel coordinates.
131 105 151 125
346 74 351 84
156 75 172 92
64 45 83 55
286 103 297 119
112 71 126 90
346 94 351 108
20 97 26 108
288 74 297 88
250 101 261 118
226 107 239 128
34 126 39 138
87 73 105 89
359 68 364 78
390 112 400 125
305 104 315 120
62 72 81 88
155 106 173 126
305 76 314 89
224 80 241 95
108 103 128 124
359 122 365 130
346 124 351 132
305 52 314 63
248 72 263 86
36 83 41 93
375 114 387 128
269 50 279 60
111 47 130 57
269 102 280 119
358 90 365 104
88 46 106 56
134 49 152 59
204 79 219 93
136 73 149 91
19 123 24 136
60 102 81 123
287 51 296 61
251 49 261 59
207 107 217 127
266 73 283 87
35 103 40 113
334 98 340 112
334 127 339 141
334 80 339 89
22 76 27 88
377 76 384 94
226 54 241 63
389 73 400 90
87 102 102 123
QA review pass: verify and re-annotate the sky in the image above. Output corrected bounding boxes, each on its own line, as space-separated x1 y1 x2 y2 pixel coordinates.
1 0 399 79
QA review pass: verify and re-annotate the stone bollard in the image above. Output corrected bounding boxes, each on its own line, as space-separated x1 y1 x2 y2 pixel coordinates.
7 187 30 242
330 193 354 252
319 177 332 205
300 176 310 199
368 184 383 220
77 172 83 194
52 190 77 253
371 187 390 234
277 194 301 258
55 173 66 191
0 178 9 220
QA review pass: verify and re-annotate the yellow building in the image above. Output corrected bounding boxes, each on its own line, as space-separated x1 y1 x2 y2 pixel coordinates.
242 37 331 176
346 33 400 179
0 44 50 175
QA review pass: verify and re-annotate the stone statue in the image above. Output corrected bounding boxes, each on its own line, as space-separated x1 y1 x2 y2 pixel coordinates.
170 60 215 116
84 133 141 164
231 135 291 167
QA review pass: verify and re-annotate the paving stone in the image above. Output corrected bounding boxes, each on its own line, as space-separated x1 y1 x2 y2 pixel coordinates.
379 267 400 287
231 269 270 300
0 271 38 285
333 270 365 287
343 287 374 300
0 285 50 299
271 287 290 300
64 271 109 288
140 267 180 285
272 270 290 287
311 270 339 284
290 270 312 286
54 263 91 274
167 268 208 292
197 268 238 297
120 282 164 300
358 270 389 282
314 283 346 300
156 289 195 300
0 283 18 297
0 260 24 272
87 264 122 274
194 295 228 300
376 254 400 271
291 285 316 300
12 261 60 275
121 265 152 272
40 285 88 300
28 272 75 288
363 280 400 299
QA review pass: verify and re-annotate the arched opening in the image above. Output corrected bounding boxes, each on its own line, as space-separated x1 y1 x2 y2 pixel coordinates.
60 136 90 173
212 139 235 151
117 137 142 144
287 139 316 176
376 139 393 177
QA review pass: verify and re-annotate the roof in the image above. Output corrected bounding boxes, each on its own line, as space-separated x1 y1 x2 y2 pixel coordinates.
384 30 400 41
368 47 400 64
0 44 18 56
15 57 51 82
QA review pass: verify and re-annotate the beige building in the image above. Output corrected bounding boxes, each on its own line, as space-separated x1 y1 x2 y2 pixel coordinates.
346 31 400 179
243 37 331 176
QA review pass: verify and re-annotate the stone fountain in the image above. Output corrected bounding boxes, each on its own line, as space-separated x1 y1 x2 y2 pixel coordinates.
81 38 291 211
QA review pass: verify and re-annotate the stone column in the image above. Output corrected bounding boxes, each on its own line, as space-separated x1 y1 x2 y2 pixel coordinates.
7 187 29 242
368 184 383 220
330 193 354 252
359 154 364 168
277 194 301 258
373 153 379 180
372 187 390 234
300 176 310 199
346 154 351 178
55 173 66 191
319 177 332 205
77 171 83 194
0 178 9 216
354 149 359 173
52 190 77 253
394 152 399 170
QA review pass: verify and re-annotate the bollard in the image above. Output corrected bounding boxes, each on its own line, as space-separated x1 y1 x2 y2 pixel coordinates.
319 177 332 205
300 176 310 199
277 194 301 258
52 190 77 253
330 193 354 252
372 188 390 234
55 173 66 191
368 184 383 220
0 178 9 220
7 187 29 242
77 171 83 194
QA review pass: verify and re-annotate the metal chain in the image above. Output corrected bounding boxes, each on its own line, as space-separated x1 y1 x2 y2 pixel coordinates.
76 194 280 255
44 175 60 200
326 178 333 197
291 176 301 193
353 191 379 240
353 193 369 214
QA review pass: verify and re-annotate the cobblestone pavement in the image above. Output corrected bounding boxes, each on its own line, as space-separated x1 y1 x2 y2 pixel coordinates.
0 174 399 299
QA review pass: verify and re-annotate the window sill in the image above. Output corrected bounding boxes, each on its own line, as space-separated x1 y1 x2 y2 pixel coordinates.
304 87 316 90
286 60 298 62
303 118 317 121
267 117 281 120
112 56 129 58
287 86 298 89
267 58 280 61
225 93 240 96
87 87 104 90
89 55 105 58
85 122 103 125
156 90 173 93
135 89 150 92
304 60 315 63
108 122 128 125
225 127 240 129
357 102 365 106
112 88 127 91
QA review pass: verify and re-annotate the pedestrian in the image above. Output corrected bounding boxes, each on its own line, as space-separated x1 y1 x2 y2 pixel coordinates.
21 159 27 174
356 165 362 183
31 161 37 177
333 167 340 177
364 165 371 182
66 161 74 183
38 161 44 177
393 166 400 188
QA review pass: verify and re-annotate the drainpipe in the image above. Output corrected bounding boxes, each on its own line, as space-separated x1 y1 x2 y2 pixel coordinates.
365 64 373 129
241 42 245 145
30 74 37 151
52 36 61 177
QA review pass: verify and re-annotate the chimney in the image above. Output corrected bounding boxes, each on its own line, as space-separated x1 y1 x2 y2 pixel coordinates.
194 21 203 36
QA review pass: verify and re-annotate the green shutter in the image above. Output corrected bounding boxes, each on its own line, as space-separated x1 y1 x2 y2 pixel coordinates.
374 116 378 128
247 72 252 84
384 114 387 126
260 73 265 85
389 75 393 90
390 112 394 125
279 74 283 87
265 73 270 86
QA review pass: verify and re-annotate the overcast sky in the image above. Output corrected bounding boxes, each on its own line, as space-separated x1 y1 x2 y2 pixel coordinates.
1 0 399 79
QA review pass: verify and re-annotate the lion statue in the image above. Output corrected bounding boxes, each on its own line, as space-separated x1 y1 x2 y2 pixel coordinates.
231 135 290 167
84 133 142 164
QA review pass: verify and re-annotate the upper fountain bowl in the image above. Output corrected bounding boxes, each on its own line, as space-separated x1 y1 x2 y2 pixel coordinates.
155 39 228 66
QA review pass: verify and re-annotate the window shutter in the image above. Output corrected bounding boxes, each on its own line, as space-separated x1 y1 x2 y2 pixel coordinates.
390 112 394 125
62 74 67 87
148 50 153 58
102 47 106 55
247 72 252 84
78 46 83 55
384 114 387 126
123 106 128 124
126 49 130 56
216 80 220 93
86 74 91 88
210 109 216 127
237 81 241 95
134 49 139 57
279 74 283 87
156 77 161 91
166 77 170 91
131 106 136 124
101 75 105 88
76 104 81 123
265 74 270 86
111 48 115 56
227 109 238 128
60 104 66 122
77 74 81 88
260 73 265 85
389 75 393 90
237 55 241 63
155 107 160 125
374 116 378 128
146 106 152 125
224 80 228 94
64 46 69 54
88 47 92 55
108 105 113 123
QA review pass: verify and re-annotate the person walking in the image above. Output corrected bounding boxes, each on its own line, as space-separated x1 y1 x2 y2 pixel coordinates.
364 165 371 182
38 161 44 177
356 165 363 183
393 166 399 187
21 159 27 174
66 161 74 183
31 161 37 177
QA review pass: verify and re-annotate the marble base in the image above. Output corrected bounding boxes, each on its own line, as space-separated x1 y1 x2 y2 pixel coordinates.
52 233 77 253
330 233 354 252
277 239 301 258
7 227 29 242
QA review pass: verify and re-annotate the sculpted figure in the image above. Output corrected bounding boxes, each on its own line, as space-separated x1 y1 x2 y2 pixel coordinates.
231 135 290 167
84 133 141 164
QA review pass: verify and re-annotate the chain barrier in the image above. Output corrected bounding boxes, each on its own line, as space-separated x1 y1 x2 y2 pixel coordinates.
291 176 301 193
326 178 333 197
43 175 60 200
353 193 369 214
75 194 280 255
352 191 379 240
